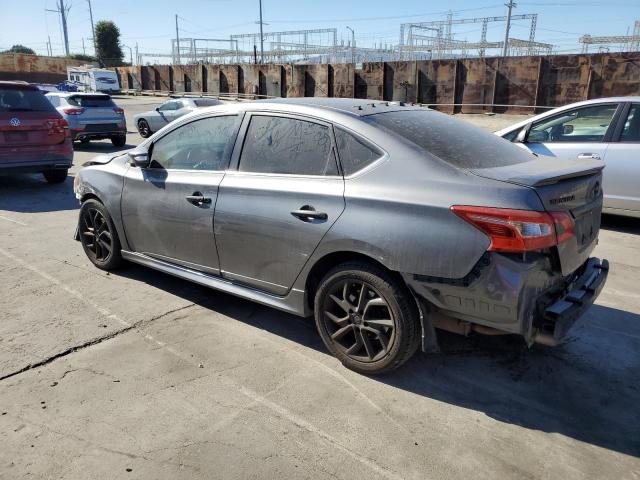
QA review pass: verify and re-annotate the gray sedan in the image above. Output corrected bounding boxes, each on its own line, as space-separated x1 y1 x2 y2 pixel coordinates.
495 97 640 218
133 97 223 138
74 99 608 374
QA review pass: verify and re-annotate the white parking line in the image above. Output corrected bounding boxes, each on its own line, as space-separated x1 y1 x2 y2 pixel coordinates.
0 215 27 226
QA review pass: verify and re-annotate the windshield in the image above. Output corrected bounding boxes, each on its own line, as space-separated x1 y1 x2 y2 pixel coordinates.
67 95 115 108
193 98 221 107
0 88 56 112
366 109 534 169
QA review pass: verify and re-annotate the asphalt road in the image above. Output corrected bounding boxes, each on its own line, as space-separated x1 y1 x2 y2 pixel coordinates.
0 96 638 479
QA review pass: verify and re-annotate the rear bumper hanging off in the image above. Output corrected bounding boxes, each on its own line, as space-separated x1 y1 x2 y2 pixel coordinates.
534 257 609 346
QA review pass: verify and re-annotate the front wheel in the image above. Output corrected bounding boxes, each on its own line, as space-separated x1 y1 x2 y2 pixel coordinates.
314 262 421 375
43 169 68 184
111 135 126 147
79 199 123 271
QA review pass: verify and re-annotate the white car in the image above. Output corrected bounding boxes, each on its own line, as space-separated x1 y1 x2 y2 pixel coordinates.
496 97 640 218
133 97 223 138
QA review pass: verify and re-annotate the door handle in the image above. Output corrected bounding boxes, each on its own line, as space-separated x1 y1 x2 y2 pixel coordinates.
186 192 211 205
291 205 328 221
577 153 601 160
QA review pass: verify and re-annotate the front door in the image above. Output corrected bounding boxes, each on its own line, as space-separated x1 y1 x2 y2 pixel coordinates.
121 114 242 274
215 113 345 295
523 103 620 165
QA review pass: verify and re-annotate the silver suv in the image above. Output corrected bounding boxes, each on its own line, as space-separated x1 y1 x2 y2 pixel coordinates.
46 92 127 147
73 99 608 374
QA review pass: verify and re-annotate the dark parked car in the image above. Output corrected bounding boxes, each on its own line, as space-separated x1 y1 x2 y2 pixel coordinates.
73 98 608 374
0 81 72 183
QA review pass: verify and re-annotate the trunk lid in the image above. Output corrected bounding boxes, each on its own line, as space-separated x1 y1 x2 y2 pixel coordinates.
470 158 604 276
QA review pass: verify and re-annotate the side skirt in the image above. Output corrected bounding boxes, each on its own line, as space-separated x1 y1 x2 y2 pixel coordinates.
121 250 308 317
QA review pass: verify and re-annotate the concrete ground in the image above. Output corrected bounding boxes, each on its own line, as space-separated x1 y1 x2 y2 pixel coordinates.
0 96 638 479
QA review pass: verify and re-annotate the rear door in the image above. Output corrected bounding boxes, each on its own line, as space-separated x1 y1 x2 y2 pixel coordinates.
214 113 345 295
0 86 66 163
601 102 640 214
121 114 242 273
523 103 621 163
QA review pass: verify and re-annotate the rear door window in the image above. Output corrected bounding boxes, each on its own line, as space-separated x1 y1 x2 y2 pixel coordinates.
366 109 533 168
335 128 384 175
239 115 338 176
67 95 115 108
619 104 640 142
0 88 56 112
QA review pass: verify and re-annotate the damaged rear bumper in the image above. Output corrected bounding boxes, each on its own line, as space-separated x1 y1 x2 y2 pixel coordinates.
405 253 608 347
534 257 609 346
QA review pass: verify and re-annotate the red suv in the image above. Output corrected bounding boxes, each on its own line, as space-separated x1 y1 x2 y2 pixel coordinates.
0 81 73 183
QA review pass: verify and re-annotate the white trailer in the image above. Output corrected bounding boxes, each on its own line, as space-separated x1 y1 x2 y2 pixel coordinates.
67 66 120 93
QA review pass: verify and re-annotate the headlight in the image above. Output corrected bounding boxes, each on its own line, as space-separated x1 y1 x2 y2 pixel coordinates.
73 174 81 199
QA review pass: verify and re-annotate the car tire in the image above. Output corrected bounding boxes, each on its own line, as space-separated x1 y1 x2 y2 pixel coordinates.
137 119 152 138
314 261 421 375
111 135 127 147
78 199 123 271
43 169 68 184
80 138 90 144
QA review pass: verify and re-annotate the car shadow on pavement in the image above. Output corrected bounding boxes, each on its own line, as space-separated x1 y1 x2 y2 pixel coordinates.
73 141 136 153
601 213 640 235
0 174 78 213
115 264 640 459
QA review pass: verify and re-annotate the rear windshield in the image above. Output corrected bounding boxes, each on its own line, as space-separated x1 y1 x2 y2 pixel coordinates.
0 88 56 112
365 109 534 169
193 98 221 107
67 95 115 108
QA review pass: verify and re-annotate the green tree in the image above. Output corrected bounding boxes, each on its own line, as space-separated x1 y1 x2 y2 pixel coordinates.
2 44 36 55
95 20 124 67
67 53 97 62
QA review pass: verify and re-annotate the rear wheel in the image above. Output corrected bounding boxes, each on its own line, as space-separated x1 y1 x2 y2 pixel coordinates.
137 119 151 138
79 199 123 271
111 135 126 147
43 169 68 184
314 262 421 374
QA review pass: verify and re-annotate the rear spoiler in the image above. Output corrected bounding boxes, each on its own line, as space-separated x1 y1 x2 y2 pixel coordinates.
469 158 604 187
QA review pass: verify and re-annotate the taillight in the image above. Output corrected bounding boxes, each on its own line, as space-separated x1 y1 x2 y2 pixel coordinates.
45 118 69 136
451 205 575 253
63 107 85 115
113 107 124 114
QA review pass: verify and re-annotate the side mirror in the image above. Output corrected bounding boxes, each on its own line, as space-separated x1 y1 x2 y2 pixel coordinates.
155 107 160 112
515 124 530 143
128 149 150 168
563 124 574 135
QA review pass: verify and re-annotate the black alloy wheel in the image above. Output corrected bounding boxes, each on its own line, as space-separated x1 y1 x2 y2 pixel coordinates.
322 280 396 363
79 199 123 270
314 262 421 374
137 119 151 138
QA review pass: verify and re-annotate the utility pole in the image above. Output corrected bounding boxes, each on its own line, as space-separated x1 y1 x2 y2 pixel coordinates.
135 43 139 66
82 37 86 55
46 0 70 56
346 26 355 64
258 0 264 63
175 14 181 64
47 36 52 56
87 0 96 54
502 0 516 57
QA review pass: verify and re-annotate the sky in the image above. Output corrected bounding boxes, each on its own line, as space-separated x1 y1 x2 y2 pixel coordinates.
1 0 639 61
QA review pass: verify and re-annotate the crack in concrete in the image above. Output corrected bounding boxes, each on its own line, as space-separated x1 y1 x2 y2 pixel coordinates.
0 304 197 382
